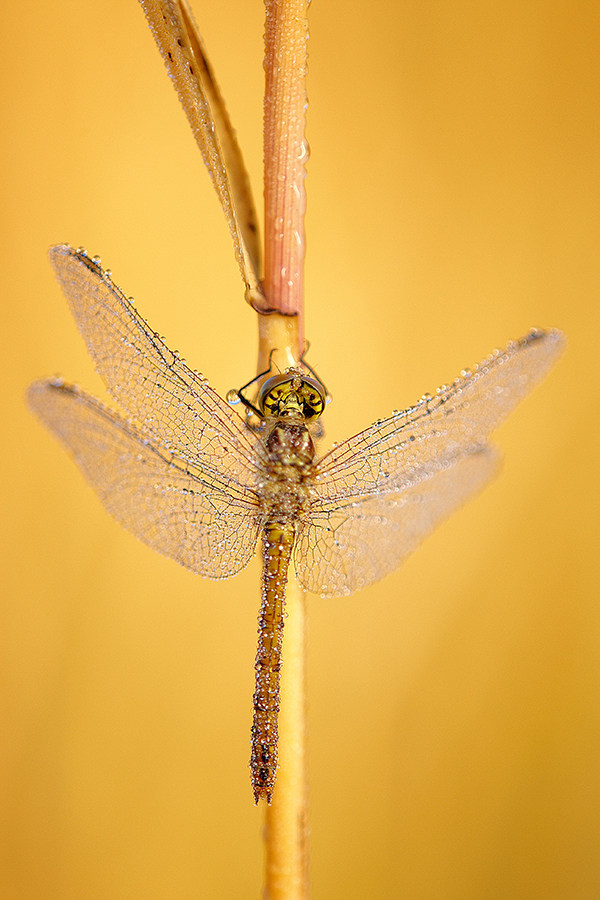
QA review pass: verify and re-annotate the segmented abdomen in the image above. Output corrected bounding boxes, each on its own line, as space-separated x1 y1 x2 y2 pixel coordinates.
251 521 295 803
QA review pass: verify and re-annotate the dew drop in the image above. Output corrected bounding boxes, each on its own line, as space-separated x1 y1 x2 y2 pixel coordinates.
297 140 310 162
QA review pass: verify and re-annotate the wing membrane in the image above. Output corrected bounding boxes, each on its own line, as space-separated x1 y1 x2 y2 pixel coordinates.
311 329 565 508
295 447 500 596
48 245 265 494
28 380 262 578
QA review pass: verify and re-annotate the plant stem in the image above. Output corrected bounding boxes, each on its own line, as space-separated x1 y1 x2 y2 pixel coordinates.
264 576 309 899
261 0 310 896
263 0 309 331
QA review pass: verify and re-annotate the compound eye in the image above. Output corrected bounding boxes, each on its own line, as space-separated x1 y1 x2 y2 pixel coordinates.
263 387 283 414
302 389 325 418
257 371 326 418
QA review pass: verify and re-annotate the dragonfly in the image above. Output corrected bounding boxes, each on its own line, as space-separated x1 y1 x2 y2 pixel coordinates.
28 244 565 802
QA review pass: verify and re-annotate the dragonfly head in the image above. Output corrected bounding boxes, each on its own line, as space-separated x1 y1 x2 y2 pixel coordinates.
257 368 326 421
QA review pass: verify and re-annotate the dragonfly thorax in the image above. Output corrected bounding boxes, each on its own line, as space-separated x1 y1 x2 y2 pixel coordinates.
260 419 314 522
265 420 315 470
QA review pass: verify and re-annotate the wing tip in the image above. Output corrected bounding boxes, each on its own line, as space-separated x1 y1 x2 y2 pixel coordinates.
47 242 76 270
526 326 567 354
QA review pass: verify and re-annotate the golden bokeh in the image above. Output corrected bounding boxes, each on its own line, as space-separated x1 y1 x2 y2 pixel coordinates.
2 1 598 897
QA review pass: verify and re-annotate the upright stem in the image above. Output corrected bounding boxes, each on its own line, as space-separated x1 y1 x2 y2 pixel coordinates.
263 0 309 331
261 0 310 897
264 577 309 899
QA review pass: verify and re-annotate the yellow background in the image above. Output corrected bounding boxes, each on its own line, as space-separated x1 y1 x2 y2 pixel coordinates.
2 1 598 897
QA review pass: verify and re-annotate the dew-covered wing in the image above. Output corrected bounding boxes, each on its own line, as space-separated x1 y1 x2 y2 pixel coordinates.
48 245 266 495
296 329 565 596
310 329 565 508
28 380 262 578
295 447 500 596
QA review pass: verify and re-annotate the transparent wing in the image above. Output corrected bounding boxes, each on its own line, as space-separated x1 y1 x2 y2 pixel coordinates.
295 447 500 596
138 0 267 311
28 380 262 578
48 244 266 497
311 329 565 508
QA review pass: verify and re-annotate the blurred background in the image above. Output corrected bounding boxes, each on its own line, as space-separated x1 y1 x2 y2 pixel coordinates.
1 1 598 897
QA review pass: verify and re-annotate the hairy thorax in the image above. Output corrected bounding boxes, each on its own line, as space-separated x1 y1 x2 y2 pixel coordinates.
258 418 316 523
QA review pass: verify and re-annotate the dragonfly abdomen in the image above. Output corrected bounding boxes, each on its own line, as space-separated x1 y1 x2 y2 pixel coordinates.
250 417 315 802
251 521 295 804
